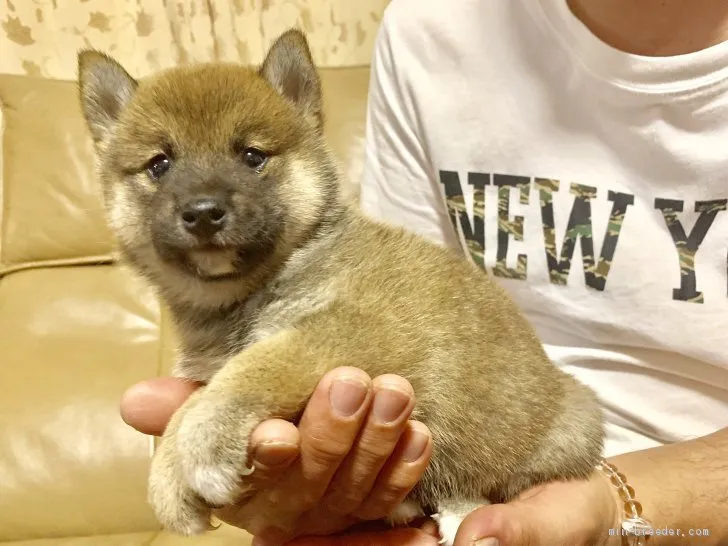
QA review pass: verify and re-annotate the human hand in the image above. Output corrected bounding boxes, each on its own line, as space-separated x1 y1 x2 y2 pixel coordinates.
282 521 441 545
294 465 623 546
288 459 623 546
120 367 433 545
451 470 621 546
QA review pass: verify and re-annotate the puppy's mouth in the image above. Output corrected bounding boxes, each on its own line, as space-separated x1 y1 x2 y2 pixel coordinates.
152 222 279 282
186 246 245 281
180 239 276 282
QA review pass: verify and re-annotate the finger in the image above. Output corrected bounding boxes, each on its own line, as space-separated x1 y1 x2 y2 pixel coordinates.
282 526 441 546
247 418 301 485
320 374 415 516
337 517 440 536
452 476 605 546
355 420 432 521
274 367 374 515
120 377 202 436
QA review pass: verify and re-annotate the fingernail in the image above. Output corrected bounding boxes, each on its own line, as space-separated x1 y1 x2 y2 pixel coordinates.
254 441 297 467
330 376 368 417
474 538 499 546
403 429 429 462
373 387 411 423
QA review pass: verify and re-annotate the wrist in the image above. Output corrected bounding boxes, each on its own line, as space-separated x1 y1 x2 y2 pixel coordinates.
599 458 658 546
593 460 628 546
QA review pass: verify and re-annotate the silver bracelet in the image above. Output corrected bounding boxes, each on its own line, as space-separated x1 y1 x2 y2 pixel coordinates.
596 458 654 545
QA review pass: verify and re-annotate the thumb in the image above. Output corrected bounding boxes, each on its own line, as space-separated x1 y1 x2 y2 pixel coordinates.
452 483 593 546
120 377 202 436
451 502 530 546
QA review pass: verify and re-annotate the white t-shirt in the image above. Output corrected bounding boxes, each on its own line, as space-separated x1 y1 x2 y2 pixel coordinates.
359 0 728 458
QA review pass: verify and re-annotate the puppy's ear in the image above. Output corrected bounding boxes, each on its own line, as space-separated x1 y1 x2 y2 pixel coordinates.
77 50 138 144
260 29 323 130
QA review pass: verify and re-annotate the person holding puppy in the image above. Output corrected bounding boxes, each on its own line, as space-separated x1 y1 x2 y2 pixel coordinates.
121 0 728 545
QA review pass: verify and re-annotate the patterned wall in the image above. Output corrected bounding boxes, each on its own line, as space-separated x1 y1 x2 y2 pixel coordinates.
1 0 390 80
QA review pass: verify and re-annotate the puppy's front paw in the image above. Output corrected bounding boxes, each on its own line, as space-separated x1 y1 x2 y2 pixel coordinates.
148 437 214 536
147 391 260 535
175 396 258 508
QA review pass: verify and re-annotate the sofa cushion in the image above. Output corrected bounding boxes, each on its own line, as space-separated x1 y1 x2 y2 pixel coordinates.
0 265 164 540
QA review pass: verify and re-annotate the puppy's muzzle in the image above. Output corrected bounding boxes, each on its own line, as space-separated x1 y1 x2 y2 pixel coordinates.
181 197 229 239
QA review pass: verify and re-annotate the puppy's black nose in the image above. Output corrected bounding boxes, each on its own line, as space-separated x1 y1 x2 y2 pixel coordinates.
181 198 228 237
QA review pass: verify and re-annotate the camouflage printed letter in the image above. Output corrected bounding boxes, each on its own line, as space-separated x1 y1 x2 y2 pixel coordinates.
654 198 727 303
439 171 489 268
590 190 635 291
536 179 633 290
492 174 529 280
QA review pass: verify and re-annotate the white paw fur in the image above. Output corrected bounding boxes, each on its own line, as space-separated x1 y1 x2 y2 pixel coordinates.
187 464 246 507
432 499 490 546
174 398 257 507
432 510 465 546
147 439 215 536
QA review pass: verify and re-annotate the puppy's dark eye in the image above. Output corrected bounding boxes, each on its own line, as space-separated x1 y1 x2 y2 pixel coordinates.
242 148 268 171
146 154 171 180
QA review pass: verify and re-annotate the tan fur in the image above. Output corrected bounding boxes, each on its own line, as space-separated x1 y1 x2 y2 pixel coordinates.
77 29 605 541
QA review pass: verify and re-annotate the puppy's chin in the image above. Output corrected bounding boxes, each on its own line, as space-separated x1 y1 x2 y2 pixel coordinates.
180 240 277 282
188 248 242 281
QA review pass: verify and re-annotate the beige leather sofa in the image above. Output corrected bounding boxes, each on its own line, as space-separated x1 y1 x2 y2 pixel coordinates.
0 66 370 544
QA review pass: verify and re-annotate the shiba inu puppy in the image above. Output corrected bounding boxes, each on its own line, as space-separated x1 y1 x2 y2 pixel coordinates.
77 29 604 545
